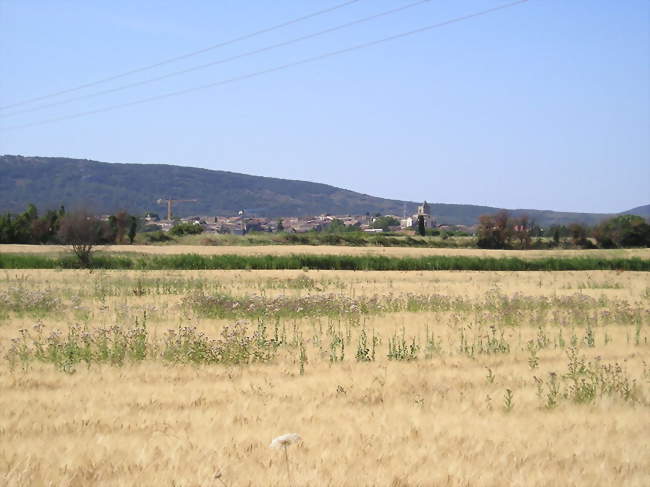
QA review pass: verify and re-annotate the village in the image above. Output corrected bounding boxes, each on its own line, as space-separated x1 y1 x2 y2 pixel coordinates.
144 201 474 236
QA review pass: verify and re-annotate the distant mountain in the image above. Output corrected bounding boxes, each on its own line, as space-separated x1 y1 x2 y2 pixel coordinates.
622 204 650 218
0 155 645 227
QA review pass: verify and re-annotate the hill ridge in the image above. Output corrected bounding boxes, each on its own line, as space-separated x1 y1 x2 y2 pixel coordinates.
1 154 645 226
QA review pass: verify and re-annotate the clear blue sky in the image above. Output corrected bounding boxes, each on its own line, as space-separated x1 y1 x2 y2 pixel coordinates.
1 0 648 213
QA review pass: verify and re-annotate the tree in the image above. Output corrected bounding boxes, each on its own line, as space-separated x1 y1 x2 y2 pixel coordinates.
567 223 593 248
593 215 650 248
552 227 561 246
0 213 17 243
169 222 204 236
417 215 426 237
128 216 137 244
108 210 131 244
277 219 284 232
512 214 532 249
13 204 38 243
477 211 513 249
58 211 107 267
371 216 400 231
324 219 357 233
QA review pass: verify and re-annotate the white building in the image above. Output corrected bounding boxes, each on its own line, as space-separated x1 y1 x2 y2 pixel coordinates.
401 201 436 229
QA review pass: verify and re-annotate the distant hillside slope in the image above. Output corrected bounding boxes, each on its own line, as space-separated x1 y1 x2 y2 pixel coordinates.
622 204 650 218
0 155 643 226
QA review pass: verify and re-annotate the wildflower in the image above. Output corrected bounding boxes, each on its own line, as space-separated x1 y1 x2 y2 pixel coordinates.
270 433 301 485
269 433 301 449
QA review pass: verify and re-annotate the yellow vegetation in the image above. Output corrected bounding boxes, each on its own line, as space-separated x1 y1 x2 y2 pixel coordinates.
1 243 650 259
1 269 648 486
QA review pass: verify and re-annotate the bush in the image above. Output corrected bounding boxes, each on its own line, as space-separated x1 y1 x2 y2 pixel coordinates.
169 222 204 236
143 231 174 243
58 211 111 267
594 215 650 248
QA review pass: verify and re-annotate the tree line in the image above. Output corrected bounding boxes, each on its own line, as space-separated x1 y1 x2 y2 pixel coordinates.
477 211 650 249
0 204 138 246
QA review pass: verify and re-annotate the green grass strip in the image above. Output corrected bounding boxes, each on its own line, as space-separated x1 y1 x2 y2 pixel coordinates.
1 253 649 271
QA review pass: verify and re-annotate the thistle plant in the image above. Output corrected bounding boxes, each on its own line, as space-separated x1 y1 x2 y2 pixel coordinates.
527 341 539 370
584 324 595 348
545 372 560 409
355 328 377 362
387 328 418 361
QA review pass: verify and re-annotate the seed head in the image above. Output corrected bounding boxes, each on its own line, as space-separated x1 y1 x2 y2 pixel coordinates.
269 433 301 449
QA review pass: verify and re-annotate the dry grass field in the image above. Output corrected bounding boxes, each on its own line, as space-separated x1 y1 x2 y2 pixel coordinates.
1 268 649 486
2 243 650 260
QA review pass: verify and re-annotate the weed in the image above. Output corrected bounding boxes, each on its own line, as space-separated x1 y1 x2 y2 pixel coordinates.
503 389 514 412
355 328 377 362
329 330 345 363
527 341 539 370
545 372 560 409
486 367 495 384
298 339 307 375
387 328 418 361
424 324 441 359
584 324 596 347
563 348 638 404
3 252 650 271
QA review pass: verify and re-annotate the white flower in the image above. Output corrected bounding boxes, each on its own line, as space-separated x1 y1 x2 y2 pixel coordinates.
269 433 301 449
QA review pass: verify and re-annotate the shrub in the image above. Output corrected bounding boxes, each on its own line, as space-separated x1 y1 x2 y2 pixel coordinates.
594 215 650 248
143 230 174 243
169 222 204 236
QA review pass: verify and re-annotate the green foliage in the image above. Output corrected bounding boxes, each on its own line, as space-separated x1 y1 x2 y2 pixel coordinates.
387 328 418 361
560 348 639 404
128 216 137 244
169 222 204 236
355 328 377 362
371 216 400 231
0 287 62 315
142 230 174 243
0 202 143 249
593 214 650 248
535 347 640 409
2 252 649 271
0 204 64 244
417 215 426 237
6 318 279 372
323 219 359 233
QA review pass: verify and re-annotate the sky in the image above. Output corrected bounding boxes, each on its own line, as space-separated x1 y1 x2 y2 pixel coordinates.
1 0 648 214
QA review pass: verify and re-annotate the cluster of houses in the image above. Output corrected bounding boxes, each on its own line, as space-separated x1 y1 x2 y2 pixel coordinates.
145 201 471 235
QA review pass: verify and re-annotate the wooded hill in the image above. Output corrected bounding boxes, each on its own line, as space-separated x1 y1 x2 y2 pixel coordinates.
1 155 645 226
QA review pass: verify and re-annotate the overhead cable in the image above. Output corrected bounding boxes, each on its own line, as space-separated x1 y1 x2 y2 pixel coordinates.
2 0 432 118
0 0 363 110
0 0 530 132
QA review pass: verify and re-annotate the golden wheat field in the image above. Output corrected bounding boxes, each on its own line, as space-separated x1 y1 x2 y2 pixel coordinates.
1 267 649 486
1 243 650 260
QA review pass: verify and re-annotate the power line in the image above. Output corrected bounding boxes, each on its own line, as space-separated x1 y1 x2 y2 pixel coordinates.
1 0 530 132
2 0 432 118
0 0 363 110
